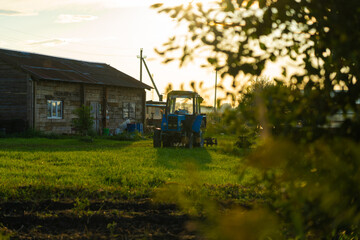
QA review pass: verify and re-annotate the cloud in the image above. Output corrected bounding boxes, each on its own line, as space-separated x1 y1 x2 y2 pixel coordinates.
27 38 82 47
55 14 98 23
0 40 9 47
0 0 161 14
27 39 69 47
0 9 37 16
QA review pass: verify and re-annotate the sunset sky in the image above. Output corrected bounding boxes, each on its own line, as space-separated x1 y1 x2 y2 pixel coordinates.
0 0 281 104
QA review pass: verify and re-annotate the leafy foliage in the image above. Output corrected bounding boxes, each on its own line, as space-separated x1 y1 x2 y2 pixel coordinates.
72 105 94 136
247 138 360 239
153 1 360 239
152 0 360 136
230 78 306 138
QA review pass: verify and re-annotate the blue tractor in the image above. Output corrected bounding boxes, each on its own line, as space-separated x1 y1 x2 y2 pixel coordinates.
153 90 205 148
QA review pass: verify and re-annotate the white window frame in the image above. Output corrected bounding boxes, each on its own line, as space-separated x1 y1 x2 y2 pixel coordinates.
47 100 63 119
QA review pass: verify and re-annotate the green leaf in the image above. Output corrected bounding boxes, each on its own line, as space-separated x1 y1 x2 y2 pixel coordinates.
154 48 165 56
260 42 266 50
164 58 174 64
236 0 244 7
270 54 276 62
207 57 217 64
246 0 255 8
224 0 235 12
258 0 266 8
150 3 163 9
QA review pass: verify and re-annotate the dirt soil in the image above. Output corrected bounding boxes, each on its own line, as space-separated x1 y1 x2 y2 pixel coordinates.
0 199 197 239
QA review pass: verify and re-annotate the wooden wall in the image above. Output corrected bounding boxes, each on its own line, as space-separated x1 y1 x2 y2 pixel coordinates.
35 80 145 134
106 87 145 132
0 59 146 135
35 80 81 133
0 60 28 132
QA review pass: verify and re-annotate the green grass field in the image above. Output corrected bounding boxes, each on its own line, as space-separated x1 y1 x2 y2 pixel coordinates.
0 137 253 201
0 137 263 239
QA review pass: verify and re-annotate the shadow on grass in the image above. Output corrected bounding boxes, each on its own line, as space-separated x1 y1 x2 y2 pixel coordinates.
155 147 212 170
0 138 134 152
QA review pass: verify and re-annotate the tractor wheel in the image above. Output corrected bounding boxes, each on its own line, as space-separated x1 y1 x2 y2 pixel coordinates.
153 129 161 148
162 135 171 147
194 131 204 148
199 131 204 148
188 132 193 149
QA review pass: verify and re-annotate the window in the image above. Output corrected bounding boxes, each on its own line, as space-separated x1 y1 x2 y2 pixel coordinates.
168 96 194 115
47 100 63 119
123 102 136 119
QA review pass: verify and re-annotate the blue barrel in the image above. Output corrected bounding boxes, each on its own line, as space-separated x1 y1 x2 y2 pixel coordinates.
136 123 143 134
127 123 136 132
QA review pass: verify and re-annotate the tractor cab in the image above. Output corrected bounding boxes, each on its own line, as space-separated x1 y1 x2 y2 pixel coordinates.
168 92 199 115
162 91 202 132
154 91 205 148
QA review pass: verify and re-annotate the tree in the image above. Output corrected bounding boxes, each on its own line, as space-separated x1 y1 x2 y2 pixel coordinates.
152 1 360 239
236 78 302 135
72 105 94 136
152 0 360 136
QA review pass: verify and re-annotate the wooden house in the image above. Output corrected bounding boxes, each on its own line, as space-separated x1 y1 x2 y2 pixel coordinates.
0 48 151 134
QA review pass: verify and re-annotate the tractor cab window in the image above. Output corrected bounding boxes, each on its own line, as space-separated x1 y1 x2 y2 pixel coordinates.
168 96 194 115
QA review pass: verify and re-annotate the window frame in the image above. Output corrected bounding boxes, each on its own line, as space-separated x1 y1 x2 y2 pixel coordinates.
123 102 136 119
47 100 63 119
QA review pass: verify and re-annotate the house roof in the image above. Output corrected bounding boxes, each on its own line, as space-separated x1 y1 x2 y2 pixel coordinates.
0 48 151 90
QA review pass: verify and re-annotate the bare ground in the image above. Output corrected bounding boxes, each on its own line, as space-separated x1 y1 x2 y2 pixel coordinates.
0 199 197 239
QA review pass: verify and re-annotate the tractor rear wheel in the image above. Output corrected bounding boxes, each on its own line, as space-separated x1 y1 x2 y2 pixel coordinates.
162 135 171 147
194 131 204 148
153 129 161 148
188 132 193 149
199 131 204 147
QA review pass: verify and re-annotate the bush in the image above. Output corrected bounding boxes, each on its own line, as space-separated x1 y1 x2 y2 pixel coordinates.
244 137 360 239
72 105 94 136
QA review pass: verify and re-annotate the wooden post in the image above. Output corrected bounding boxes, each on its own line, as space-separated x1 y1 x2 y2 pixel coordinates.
80 84 85 106
140 48 143 82
214 70 218 112
32 78 36 129
102 86 108 129
142 89 146 127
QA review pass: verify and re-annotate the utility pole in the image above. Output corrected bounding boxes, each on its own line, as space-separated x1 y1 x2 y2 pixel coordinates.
137 48 146 82
214 70 218 112
142 58 163 101
137 49 163 101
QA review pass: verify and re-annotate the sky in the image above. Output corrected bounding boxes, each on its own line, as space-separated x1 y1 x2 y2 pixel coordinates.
0 0 283 105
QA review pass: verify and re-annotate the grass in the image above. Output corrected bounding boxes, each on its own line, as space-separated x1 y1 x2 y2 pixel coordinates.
0 137 255 201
